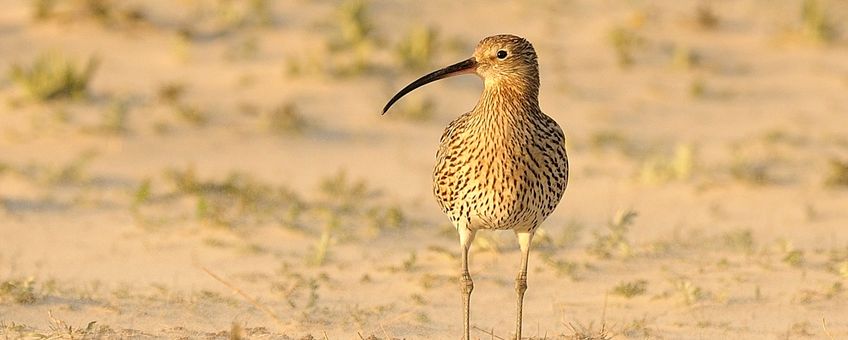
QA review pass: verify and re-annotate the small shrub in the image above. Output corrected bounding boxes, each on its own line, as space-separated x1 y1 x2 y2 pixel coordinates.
391 96 435 122
673 278 706 305
672 45 700 70
638 144 695 184
334 0 374 49
607 26 643 68
695 3 719 29
395 25 438 71
175 104 207 126
10 52 98 101
720 229 755 253
730 161 772 185
800 0 836 43
779 240 805 267
0 278 39 304
589 130 628 150
266 103 308 135
824 158 848 187
588 209 637 259
157 82 185 104
319 170 371 211
98 97 130 134
611 279 648 298
32 0 57 20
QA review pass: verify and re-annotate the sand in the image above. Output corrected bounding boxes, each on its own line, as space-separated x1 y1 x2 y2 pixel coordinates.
1 0 847 338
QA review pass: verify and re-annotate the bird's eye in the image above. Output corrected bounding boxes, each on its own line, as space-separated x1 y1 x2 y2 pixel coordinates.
497 50 508 59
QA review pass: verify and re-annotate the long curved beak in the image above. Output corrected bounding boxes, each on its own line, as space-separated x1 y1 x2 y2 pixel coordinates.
382 57 478 114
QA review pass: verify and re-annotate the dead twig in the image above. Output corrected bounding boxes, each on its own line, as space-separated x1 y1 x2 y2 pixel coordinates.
472 325 506 340
198 265 285 328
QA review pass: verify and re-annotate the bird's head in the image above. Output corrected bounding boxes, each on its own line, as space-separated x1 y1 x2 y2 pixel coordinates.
383 34 539 114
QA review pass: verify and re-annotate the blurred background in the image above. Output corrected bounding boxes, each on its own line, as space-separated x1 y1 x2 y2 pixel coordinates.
1 0 847 338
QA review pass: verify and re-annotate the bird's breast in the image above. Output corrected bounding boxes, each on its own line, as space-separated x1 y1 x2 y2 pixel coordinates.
433 128 567 231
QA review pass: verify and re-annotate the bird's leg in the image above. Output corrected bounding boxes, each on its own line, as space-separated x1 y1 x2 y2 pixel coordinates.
458 225 476 340
514 231 534 340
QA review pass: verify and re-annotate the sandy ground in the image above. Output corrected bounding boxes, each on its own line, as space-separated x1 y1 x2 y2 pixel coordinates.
1 0 848 339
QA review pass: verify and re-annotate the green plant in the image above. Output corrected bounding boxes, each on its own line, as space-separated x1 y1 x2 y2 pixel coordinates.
638 143 695 184
672 44 700 70
26 150 98 186
175 103 208 126
266 103 308 135
611 279 648 298
98 97 130 134
310 216 338 266
32 0 57 20
607 26 643 68
335 0 373 49
0 278 39 304
824 158 848 187
163 168 302 229
779 240 805 267
800 0 836 43
395 25 438 71
729 156 773 185
10 52 98 101
131 178 152 209
157 82 185 104
318 170 371 211
366 204 407 231
672 278 706 305
391 96 435 122
588 209 637 259
542 255 579 280
720 229 755 253
689 77 707 98
589 130 630 153
694 3 718 29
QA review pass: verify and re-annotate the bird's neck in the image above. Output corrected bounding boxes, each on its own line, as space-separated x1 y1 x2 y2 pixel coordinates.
474 79 540 118
468 81 541 138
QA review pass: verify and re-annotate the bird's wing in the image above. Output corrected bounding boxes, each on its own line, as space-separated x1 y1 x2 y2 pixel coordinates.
433 111 473 215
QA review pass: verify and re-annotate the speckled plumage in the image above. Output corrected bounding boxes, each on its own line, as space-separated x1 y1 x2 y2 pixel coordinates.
434 35 568 233
383 34 568 340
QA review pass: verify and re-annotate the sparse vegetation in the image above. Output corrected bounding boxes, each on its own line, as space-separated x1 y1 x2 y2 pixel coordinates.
333 0 374 50
671 44 701 70
390 96 436 122
824 158 848 187
32 0 57 20
638 143 695 184
157 82 186 104
97 96 130 134
729 155 775 185
395 25 439 72
175 103 208 126
672 278 707 305
611 279 648 298
778 240 805 267
607 26 643 68
17 149 98 187
589 130 631 153
2 2 848 338
694 3 719 29
10 52 98 101
720 228 755 254
266 102 309 135
0 278 39 304
800 0 836 44
588 209 637 259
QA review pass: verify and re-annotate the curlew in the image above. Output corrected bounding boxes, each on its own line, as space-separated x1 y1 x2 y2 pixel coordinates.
383 34 568 340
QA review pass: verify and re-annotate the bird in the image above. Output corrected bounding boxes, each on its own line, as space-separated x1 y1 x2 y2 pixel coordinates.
382 34 568 340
